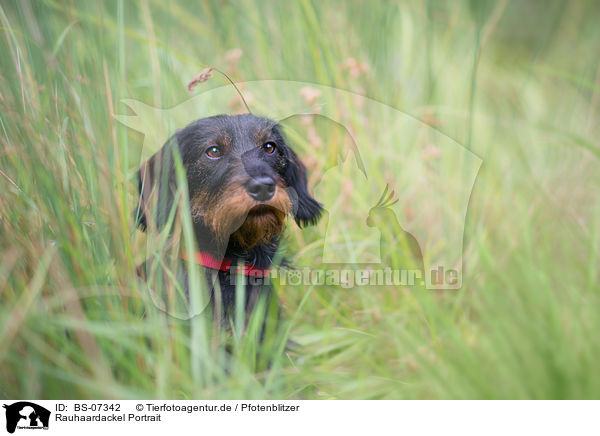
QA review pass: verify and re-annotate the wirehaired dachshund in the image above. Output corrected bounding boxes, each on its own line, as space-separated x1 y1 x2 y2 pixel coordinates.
135 114 322 321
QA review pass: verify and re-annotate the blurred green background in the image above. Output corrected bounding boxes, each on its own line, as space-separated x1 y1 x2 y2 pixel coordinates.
0 0 599 399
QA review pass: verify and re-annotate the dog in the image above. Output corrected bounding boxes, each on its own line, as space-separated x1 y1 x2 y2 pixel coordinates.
135 114 322 321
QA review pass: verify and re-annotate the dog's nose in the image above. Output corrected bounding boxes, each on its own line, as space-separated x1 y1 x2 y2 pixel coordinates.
246 176 276 202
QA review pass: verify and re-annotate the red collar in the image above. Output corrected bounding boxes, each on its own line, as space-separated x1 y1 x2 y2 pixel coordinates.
180 251 270 277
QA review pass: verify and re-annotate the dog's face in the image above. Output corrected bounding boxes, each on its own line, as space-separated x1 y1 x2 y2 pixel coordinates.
136 114 322 250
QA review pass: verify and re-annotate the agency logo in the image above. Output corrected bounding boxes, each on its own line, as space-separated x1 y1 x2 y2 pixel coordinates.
116 78 482 318
2 402 50 434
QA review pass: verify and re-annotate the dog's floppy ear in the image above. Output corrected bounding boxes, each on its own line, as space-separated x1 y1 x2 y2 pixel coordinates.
283 147 323 227
135 136 179 231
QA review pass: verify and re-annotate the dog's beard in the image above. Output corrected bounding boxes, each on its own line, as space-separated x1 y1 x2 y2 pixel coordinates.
232 204 288 249
191 182 292 250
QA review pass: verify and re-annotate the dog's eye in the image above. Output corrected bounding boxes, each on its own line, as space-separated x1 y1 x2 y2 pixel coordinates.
262 142 276 154
205 146 223 159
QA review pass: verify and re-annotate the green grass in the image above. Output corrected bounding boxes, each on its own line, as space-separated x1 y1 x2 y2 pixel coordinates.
1 0 599 399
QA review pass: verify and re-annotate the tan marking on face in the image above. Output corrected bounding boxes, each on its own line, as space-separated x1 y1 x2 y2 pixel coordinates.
219 132 232 148
254 126 274 146
192 180 291 249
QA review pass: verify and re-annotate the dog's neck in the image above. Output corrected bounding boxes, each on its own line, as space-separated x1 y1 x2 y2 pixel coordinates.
226 238 280 268
193 221 279 269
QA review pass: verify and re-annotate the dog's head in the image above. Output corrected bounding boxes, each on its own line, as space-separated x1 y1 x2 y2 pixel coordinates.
136 114 323 250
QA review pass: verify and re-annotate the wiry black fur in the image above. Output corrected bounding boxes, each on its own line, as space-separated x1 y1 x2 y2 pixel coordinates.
135 114 322 318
